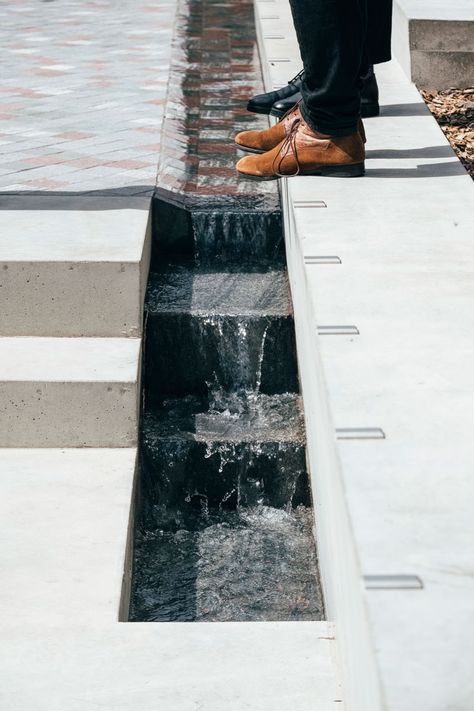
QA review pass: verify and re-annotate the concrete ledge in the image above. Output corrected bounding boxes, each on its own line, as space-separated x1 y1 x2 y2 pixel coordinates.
0 449 343 710
2 621 342 711
393 0 474 87
255 1 474 709
0 338 141 447
0 196 151 337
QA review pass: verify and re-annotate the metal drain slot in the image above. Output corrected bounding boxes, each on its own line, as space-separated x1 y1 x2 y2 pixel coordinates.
336 428 386 440
318 325 359 336
293 200 327 208
364 575 424 590
305 256 342 265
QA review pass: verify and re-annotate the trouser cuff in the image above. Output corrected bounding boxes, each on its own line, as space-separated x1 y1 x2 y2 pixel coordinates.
300 102 358 137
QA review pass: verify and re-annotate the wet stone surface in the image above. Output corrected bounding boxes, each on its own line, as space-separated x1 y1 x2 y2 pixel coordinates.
156 0 278 200
130 506 323 622
152 0 283 268
146 267 293 316
144 269 298 402
140 394 310 511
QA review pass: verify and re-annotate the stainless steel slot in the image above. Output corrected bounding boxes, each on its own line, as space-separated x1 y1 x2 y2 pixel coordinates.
364 575 424 590
318 325 359 336
335 428 386 440
293 200 327 208
304 256 342 265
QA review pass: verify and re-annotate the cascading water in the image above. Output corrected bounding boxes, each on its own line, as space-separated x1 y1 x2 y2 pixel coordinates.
128 0 324 623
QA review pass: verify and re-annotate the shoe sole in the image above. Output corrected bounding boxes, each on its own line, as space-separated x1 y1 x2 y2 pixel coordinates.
238 162 365 180
235 143 265 154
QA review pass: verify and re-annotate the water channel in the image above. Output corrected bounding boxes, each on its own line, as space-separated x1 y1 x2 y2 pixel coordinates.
128 0 323 623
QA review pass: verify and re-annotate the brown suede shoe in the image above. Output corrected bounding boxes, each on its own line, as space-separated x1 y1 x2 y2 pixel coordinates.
235 104 301 153
236 117 365 179
236 107 366 154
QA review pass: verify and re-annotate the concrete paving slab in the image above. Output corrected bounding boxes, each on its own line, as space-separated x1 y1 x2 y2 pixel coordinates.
1 622 342 711
0 338 141 447
0 0 174 192
0 448 137 625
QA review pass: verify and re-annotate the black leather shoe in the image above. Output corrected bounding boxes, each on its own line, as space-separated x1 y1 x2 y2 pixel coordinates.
246 70 304 115
360 66 379 118
249 67 380 119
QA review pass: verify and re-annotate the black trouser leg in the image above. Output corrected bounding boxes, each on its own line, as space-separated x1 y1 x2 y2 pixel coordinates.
288 0 368 136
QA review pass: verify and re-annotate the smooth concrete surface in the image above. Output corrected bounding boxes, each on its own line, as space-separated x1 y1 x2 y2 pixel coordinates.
0 449 137 624
0 199 152 336
0 338 141 447
0 448 343 711
2 623 342 711
255 1 474 709
396 0 474 23
393 0 474 87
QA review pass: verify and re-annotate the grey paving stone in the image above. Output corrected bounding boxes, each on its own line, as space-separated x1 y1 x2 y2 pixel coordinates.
0 0 175 192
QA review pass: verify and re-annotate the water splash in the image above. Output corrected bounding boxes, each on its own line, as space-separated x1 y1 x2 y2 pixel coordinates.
130 505 323 622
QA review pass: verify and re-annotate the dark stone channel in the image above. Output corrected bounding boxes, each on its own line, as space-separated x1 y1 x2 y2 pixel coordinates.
128 0 324 622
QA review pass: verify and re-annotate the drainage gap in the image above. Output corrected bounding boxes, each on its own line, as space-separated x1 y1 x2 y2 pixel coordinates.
128 0 324 623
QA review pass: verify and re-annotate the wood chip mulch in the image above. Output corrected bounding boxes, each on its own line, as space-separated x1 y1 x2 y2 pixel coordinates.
421 88 474 180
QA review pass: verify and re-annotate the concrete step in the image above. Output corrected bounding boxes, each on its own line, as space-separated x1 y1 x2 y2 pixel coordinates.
141 393 309 510
144 267 298 404
0 196 151 337
153 191 285 269
0 337 141 447
393 0 474 87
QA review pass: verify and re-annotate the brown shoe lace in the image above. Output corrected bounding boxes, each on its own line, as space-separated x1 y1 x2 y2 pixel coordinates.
272 115 302 177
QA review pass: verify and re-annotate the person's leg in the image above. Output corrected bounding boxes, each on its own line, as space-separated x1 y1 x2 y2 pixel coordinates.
367 0 393 65
289 0 368 136
245 0 393 121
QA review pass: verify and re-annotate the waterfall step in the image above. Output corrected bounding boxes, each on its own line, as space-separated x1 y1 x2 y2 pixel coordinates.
152 189 284 270
144 267 298 403
130 504 322 622
146 266 293 316
140 393 310 510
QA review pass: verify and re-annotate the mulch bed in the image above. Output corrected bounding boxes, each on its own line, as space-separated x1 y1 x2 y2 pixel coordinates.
421 88 474 180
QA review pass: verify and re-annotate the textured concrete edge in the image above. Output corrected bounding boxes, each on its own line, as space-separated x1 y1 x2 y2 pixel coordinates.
119 449 139 621
281 181 384 711
139 207 153 326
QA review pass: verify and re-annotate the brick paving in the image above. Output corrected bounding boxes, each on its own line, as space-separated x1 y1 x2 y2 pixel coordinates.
0 0 175 194
157 0 277 202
